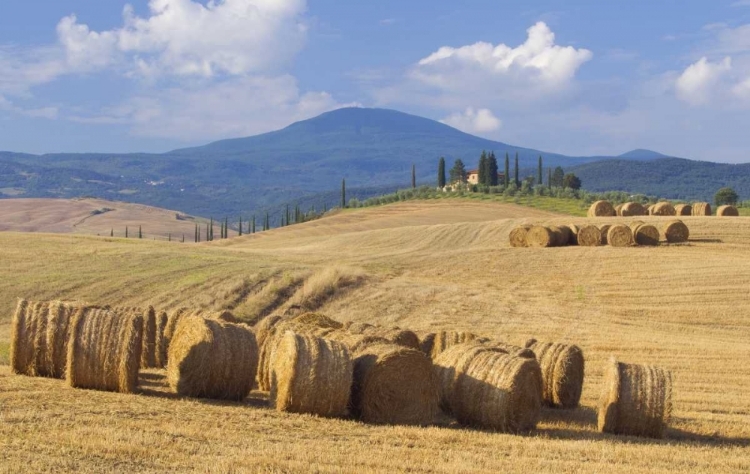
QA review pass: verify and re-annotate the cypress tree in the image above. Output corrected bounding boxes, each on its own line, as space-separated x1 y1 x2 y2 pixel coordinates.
488 152 499 186
411 164 416 189
265 212 269 231
239 217 243 236
125 226 128 238
110 228 113 237
252 215 256 234
168 233 171 242
139 226 142 239
514 152 519 187
548 168 552 187
504 153 510 188
438 157 446 188
478 151 488 186
181 234 184 243
225 217 229 238
341 179 346 208
537 156 543 187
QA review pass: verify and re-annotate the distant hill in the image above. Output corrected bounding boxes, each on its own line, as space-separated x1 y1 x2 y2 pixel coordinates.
570 158 750 201
0 198 207 240
617 149 671 161
0 107 744 218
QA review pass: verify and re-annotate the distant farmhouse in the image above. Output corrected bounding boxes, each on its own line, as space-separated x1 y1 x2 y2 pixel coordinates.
465 169 505 185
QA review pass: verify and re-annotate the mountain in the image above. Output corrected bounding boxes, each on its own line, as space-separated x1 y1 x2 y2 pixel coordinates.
617 149 671 161
570 157 750 201
0 107 744 219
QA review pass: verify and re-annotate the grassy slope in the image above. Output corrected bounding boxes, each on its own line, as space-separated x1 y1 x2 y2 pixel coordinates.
1 199 749 472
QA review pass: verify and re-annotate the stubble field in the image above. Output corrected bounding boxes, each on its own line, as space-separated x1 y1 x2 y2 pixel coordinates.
0 200 748 473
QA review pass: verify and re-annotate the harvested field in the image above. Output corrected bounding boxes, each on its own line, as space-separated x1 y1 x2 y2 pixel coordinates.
1 200 750 472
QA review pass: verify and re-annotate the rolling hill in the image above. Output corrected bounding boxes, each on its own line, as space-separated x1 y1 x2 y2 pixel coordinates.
570 157 750 200
0 198 208 240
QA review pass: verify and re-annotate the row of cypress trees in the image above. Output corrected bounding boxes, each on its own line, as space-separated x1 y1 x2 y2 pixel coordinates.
438 153 570 189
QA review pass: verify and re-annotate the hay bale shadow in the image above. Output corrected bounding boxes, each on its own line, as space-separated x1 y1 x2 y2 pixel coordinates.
688 238 723 243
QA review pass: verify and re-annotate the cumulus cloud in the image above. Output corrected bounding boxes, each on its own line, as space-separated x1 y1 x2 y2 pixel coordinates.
413 22 592 90
441 108 502 134
675 57 732 105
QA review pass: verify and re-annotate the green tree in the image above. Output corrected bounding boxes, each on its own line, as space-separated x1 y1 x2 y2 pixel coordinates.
504 153 510 188
252 215 256 234
239 217 243 236
168 233 171 242
449 159 467 184
537 156 543 187
715 187 739 206
225 217 229 238
139 226 142 239
514 152 519 187
478 151 488 186
563 173 582 190
488 152 499 186
438 157 446 188
341 179 346 208
110 228 113 237
552 167 565 187
125 226 128 238
411 164 416 189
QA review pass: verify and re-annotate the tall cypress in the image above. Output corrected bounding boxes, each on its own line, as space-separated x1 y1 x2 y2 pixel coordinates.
548 168 552 187
239 217 243 236
411 164 416 189
139 226 142 239
265 212 269 231
537 156 543 187
168 233 171 242
252 215 256 234
514 152 519 187
225 217 229 238
125 226 128 238
438 157 446 188
341 179 346 208
504 153 510 188
181 234 184 243
478 151 487 186
488 152 499 186
194 224 198 243
110 228 113 237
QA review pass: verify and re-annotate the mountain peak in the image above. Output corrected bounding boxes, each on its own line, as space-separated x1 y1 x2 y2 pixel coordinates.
618 149 669 160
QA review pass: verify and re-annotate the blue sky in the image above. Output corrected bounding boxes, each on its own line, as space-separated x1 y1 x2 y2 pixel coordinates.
1 1 750 162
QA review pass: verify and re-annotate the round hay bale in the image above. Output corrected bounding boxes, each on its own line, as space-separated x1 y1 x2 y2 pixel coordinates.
433 342 507 412
628 221 645 233
155 310 169 368
525 340 584 408
351 343 439 425
566 224 580 245
526 226 554 248
577 225 603 247
691 202 711 216
551 226 571 247
10 299 49 376
162 308 191 365
141 306 157 369
428 331 478 359
614 203 624 216
632 224 660 246
270 331 353 417
290 312 344 329
452 350 543 432
597 357 672 439
663 220 689 243
45 301 78 378
621 202 646 217
509 225 532 248
167 316 258 400
651 202 676 216
588 200 616 217
607 225 634 247
717 205 739 217
66 308 144 393
674 204 692 216
599 225 612 245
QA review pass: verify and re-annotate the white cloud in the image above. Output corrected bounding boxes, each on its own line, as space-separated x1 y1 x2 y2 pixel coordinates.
71 75 355 141
675 57 732 105
0 95 58 119
441 108 502 134
414 22 592 90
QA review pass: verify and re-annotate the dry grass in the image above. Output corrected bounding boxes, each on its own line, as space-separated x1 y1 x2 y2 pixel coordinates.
0 200 749 472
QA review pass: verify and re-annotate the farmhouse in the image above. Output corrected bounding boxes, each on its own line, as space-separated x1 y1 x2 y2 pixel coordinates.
466 169 505 185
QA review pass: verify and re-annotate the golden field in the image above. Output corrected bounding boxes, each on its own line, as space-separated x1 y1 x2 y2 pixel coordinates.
0 200 748 473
